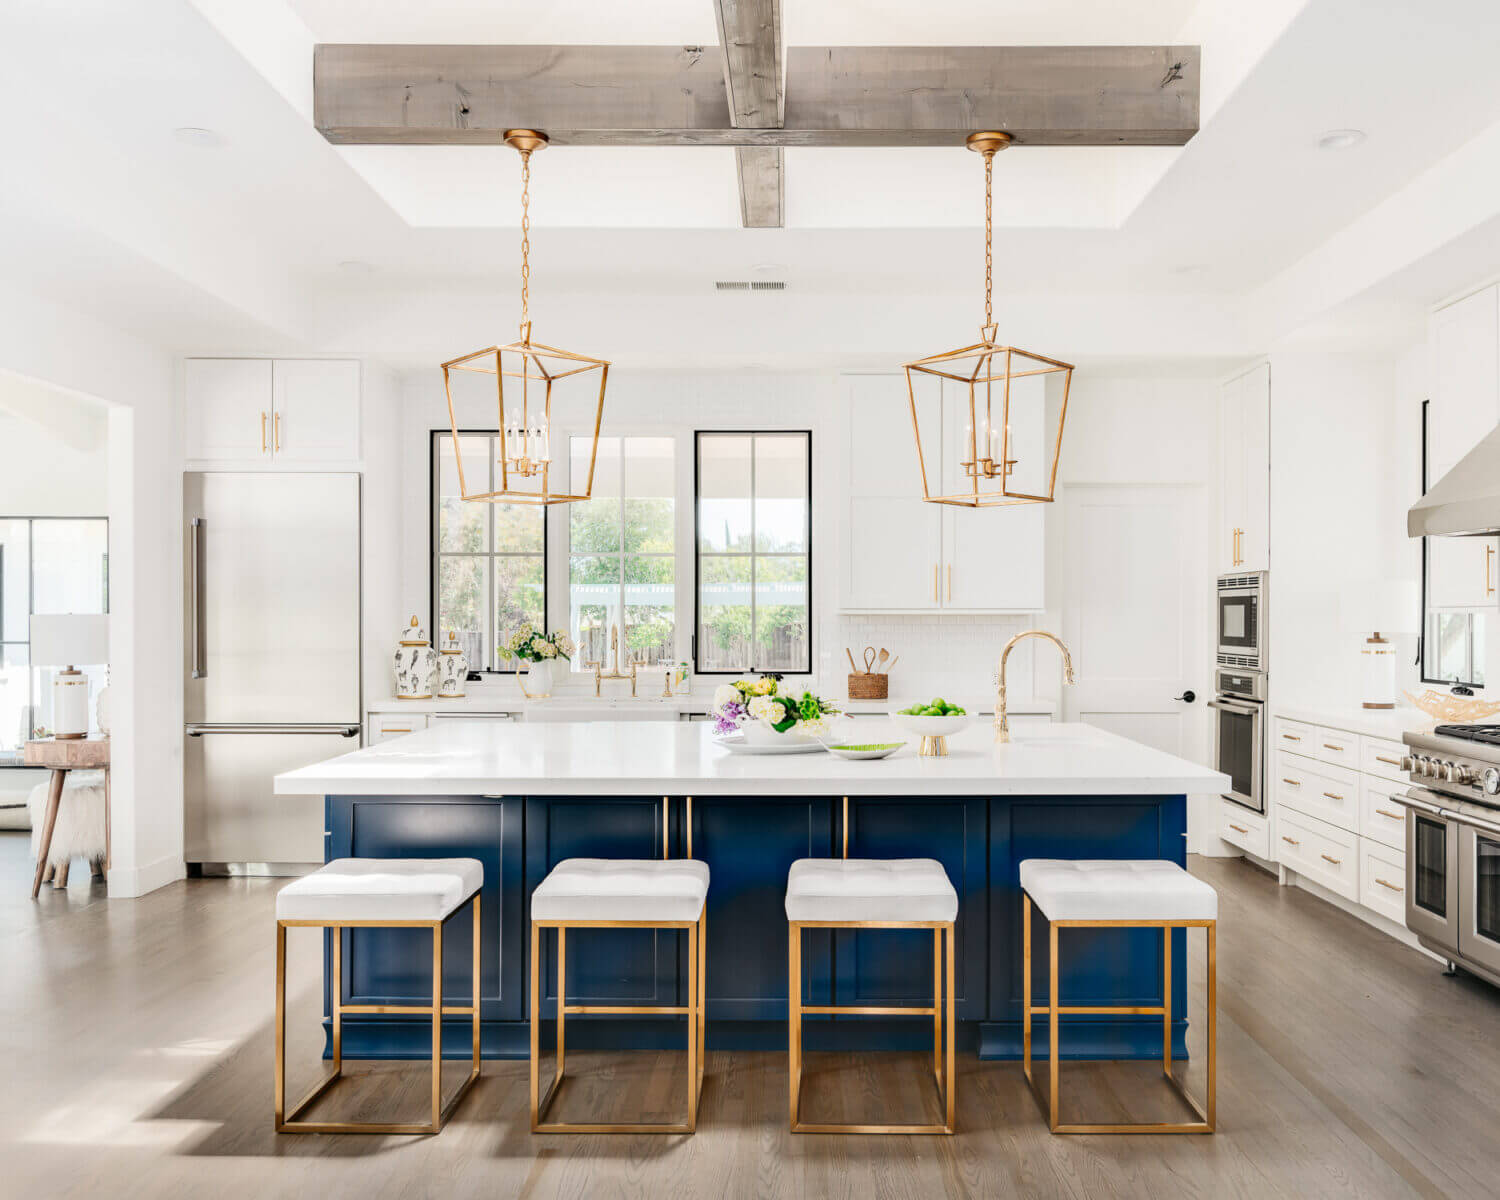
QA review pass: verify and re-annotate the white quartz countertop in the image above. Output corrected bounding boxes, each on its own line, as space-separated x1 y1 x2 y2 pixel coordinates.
276 719 1226 798
1273 703 1437 741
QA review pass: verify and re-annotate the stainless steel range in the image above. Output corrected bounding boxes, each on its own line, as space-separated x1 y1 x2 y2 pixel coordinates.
1397 726 1500 987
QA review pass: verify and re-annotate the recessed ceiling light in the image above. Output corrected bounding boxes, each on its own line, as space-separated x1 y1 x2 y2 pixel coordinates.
174 126 225 148
337 260 377 275
1317 128 1366 151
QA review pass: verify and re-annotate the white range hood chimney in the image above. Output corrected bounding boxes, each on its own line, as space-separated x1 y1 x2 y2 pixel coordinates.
1408 424 1500 538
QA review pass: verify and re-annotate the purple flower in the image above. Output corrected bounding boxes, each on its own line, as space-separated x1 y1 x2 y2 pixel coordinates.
713 699 746 734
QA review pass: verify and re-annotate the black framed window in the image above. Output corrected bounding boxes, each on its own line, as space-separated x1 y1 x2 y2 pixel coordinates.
0 517 109 762
431 432 546 672
694 431 811 675
1420 400 1487 686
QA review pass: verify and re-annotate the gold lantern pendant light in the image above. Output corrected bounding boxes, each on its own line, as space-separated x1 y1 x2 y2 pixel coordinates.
903 132 1074 507
441 130 609 505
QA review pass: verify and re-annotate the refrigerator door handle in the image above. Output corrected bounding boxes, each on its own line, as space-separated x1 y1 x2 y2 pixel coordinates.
187 723 361 737
190 517 206 679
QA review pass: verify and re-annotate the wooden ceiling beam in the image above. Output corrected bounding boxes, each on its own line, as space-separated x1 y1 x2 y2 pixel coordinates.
314 43 1200 148
713 0 785 228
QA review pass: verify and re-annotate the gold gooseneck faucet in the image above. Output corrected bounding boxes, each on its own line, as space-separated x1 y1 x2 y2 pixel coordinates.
995 630 1075 743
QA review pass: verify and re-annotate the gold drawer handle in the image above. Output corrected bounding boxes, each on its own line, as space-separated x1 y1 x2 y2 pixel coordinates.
1282 777 1301 786
1376 877 1404 893
1282 835 1300 846
1322 743 1344 752
1375 755 1402 767
383 726 412 734
1376 808 1403 821
1320 853 1342 865
1322 791 1344 801
1228 823 1249 835
1282 733 1301 741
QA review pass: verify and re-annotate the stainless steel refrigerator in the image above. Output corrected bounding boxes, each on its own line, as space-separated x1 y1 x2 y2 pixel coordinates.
184 473 361 871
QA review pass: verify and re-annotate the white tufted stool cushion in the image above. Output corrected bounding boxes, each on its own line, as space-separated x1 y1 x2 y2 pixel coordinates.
532 858 710 923
1019 859 1217 923
276 858 483 923
785 858 958 924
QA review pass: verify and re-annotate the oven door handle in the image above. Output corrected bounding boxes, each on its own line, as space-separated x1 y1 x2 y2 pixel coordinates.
1394 788 1445 816
1207 699 1259 717
1447 807 1500 838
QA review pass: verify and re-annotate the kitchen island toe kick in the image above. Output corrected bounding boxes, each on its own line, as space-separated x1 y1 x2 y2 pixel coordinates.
277 722 1228 1062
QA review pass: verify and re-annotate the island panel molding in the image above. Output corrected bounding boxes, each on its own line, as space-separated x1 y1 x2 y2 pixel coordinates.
314 44 1200 148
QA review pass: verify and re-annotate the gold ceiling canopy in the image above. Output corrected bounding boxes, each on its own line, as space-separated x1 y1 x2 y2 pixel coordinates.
441 130 609 506
902 132 1073 508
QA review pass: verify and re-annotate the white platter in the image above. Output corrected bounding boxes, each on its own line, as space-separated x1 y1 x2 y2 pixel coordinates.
713 734 827 756
822 741 907 760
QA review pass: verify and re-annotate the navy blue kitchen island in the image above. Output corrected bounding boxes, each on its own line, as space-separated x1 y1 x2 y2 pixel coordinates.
276 721 1225 1062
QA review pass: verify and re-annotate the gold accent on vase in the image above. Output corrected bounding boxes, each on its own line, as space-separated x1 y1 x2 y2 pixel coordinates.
902 133 1072 508
442 129 609 507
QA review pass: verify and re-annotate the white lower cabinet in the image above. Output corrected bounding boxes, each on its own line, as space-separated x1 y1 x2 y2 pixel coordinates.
1218 798 1269 860
368 713 428 743
1257 713 1417 935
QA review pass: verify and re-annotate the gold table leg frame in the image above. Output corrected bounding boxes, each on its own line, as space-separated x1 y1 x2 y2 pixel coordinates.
788 920 956 1135
275 891 482 1135
530 912 706 1134
1021 894 1216 1135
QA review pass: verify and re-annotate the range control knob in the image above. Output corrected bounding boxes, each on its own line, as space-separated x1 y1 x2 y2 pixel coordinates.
1440 761 1457 782
1400 755 1416 773
1421 756 1438 778
1485 767 1500 796
1451 764 1475 786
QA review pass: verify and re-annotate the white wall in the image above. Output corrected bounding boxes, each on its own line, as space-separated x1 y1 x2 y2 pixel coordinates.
0 282 182 898
0 384 109 515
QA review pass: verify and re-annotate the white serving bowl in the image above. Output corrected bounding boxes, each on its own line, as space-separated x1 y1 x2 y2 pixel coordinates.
890 713 971 739
739 718 819 746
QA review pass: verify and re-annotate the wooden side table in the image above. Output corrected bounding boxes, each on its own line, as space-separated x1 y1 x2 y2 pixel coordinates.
23 737 111 899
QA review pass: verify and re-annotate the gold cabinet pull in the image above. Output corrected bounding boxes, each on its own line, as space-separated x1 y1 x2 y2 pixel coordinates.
947 563 952 602
933 564 940 603
1375 755 1401 767
1320 853 1342 866
1376 808 1403 821
1488 544 1495 597
1228 823 1249 835
1281 835 1300 846
274 410 282 452
261 411 268 453
1281 777 1301 786
1375 877 1404 893
1322 791 1344 801
1282 733 1301 741
1322 743 1344 752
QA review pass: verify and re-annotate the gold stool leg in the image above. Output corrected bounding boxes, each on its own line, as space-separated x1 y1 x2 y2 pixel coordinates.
332 926 342 1073
687 919 699 1131
932 927 942 1092
430 920 443 1133
1048 921 1060 1132
1022 895 1032 1089
1163 924 1172 1078
529 921 542 1128
788 922 801 1128
471 895 482 1078
1207 921 1217 1131
556 926 567 1082
274 922 287 1128
944 922 956 1132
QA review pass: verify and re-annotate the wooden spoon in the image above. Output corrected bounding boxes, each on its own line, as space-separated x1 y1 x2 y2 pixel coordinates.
876 649 890 672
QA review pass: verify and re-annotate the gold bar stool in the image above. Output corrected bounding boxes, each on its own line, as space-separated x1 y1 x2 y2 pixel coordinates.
784 857 957 1135
1019 858 1217 1135
530 857 709 1133
274 857 483 1134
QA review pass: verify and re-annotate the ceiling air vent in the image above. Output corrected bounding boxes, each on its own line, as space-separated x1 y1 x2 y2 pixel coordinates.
714 280 787 291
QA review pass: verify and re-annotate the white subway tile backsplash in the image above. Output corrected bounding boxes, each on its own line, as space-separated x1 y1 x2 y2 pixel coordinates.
824 614 1039 705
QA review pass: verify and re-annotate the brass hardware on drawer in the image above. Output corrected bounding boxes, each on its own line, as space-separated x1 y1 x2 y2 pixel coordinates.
1375 755 1402 767
1282 777 1301 786
933 564 940 602
1376 877 1404 893
1488 545 1495 597
1376 808 1403 821
1320 853 1342 865
1322 791 1344 801
1282 835 1300 846
1322 743 1344 752
1282 733 1301 741
1228 823 1249 835
383 726 412 734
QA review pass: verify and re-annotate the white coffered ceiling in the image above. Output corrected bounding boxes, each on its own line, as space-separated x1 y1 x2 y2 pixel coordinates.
4 0 1500 369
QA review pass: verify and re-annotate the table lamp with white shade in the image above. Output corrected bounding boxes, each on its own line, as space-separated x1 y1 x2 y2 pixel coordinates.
1344 581 1419 710
29 614 109 739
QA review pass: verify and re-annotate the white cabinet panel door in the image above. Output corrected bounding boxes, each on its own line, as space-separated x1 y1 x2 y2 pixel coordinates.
272 359 361 463
1429 534 1497 611
1429 285 1499 477
1060 484 1209 768
1238 364 1270 572
845 374 941 609
1217 378 1245 572
185 358 272 461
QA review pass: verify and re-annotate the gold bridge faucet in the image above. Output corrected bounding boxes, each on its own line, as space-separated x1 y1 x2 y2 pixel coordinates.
995 630 1075 743
589 624 637 697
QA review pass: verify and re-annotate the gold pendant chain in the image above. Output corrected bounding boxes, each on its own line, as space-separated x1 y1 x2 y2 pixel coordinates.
519 148 532 341
984 149 994 331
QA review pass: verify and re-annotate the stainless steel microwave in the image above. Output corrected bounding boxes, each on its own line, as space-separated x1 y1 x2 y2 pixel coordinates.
1217 571 1267 670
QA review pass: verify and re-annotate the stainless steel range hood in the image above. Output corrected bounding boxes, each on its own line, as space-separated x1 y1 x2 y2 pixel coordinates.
1408 424 1500 537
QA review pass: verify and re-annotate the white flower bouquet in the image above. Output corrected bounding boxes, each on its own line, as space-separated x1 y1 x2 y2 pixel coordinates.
711 674 839 737
501 625 574 665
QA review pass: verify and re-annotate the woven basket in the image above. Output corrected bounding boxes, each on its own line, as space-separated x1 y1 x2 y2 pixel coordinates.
848 672 889 700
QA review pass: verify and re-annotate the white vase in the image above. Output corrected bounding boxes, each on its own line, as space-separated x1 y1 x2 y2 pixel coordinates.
522 659 556 699
740 718 813 746
437 631 469 698
393 615 437 700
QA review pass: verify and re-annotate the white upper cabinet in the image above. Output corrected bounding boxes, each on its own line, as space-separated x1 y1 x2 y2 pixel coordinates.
185 358 361 465
1427 285 1500 611
842 373 1044 612
271 360 361 463
185 359 274 461
1219 363 1269 574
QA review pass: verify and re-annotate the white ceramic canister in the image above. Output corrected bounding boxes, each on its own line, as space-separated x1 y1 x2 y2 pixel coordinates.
393 616 437 699
437 630 469 698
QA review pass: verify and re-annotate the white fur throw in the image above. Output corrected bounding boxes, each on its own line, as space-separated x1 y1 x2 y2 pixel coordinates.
27 771 108 868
